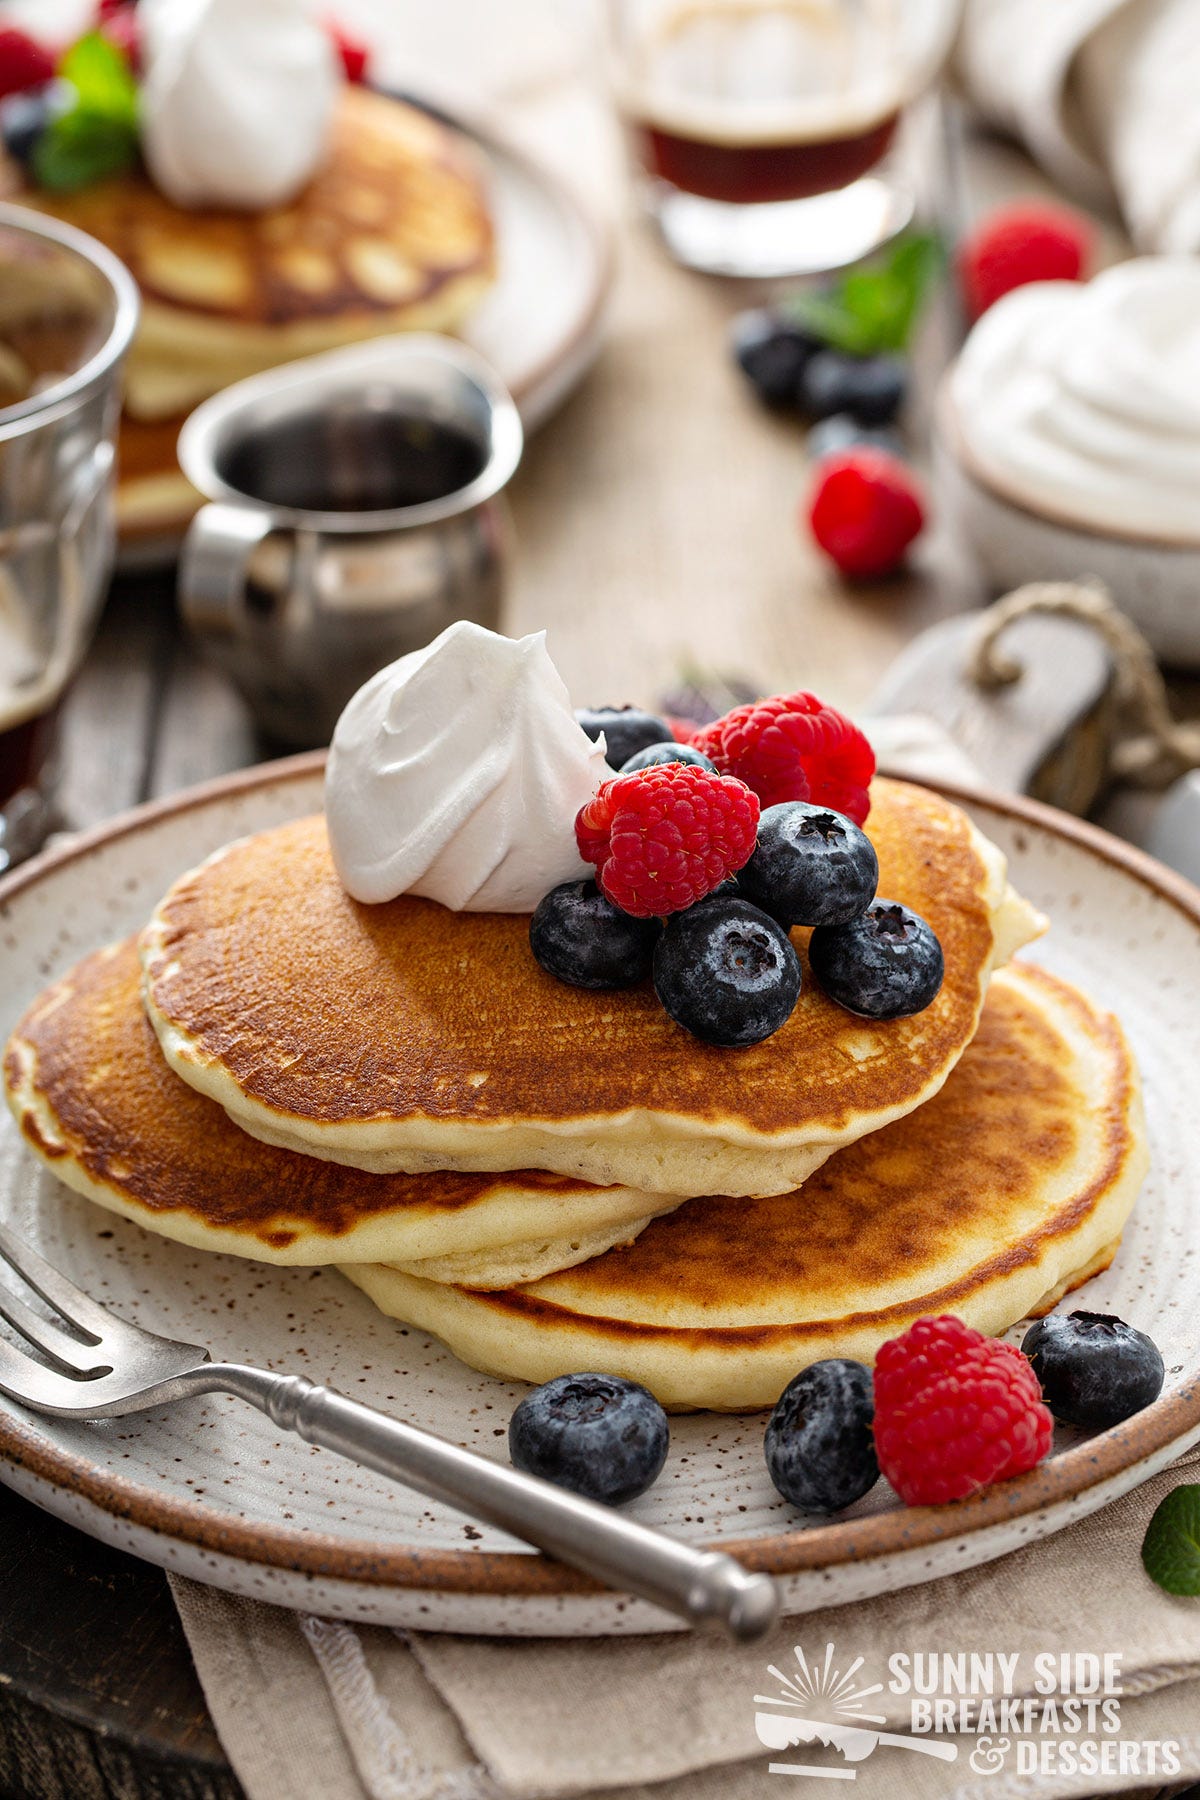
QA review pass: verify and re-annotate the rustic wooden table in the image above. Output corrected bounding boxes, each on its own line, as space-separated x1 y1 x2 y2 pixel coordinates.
2 107 1196 1800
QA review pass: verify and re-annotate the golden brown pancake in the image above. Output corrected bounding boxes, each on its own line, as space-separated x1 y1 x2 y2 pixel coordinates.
140 779 1045 1196
344 964 1148 1410
2 940 669 1272
2 87 496 536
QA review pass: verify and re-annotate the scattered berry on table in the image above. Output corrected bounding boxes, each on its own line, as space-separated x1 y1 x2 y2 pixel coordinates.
577 705 675 771
0 27 55 100
653 894 801 1046
509 1372 669 1505
0 82 69 164
873 1315 1054 1505
693 690 876 824
730 308 822 407
807 448 926 580
1022 1311 1164 1430
740 801 878 928
620 740 717 774
576 763 760 919
765 1360 879 1512
809 900 943 1019
98 4 140 70
530 879 660 990
957 199 1094 321
326 17 371 82
808 412 906 466
800 350 907 425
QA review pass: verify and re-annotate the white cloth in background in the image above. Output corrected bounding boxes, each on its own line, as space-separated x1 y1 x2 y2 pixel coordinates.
957 0 1200 251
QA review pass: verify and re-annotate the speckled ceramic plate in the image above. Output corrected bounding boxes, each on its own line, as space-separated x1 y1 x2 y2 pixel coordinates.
0 758 1198 1635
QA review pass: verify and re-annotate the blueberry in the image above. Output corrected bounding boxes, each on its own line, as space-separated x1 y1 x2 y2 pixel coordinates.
509 1372 669 1505
740 802 878 928
800 351 907 425
808 412 907 465
809 900 943 1019
620 740 717 774
0 84 65 166
1022 1311 1164 1430
530 880 659 990
730 309 822 407
577 706 675 771
653 896 801 1046
764 1360 879 1512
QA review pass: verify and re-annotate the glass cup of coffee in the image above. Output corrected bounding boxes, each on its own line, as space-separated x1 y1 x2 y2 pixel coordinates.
0 205 139 871
607 0 962 277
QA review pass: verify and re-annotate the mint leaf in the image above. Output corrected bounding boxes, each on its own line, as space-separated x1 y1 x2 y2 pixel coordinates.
788 231 945 356
32 31 139 194
1142 1484 1200 1596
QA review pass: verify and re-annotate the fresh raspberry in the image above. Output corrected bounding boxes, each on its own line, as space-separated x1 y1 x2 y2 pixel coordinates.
958 200 1094 321
326 17 370 82
575 764 759 918
807 448 925 581
693 691 875 824
873 1315 1054 1506
0 27 55 99
98 5 140 72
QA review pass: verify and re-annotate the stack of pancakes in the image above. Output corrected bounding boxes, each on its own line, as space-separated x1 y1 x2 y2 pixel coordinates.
2 87 495 538
3 778 1148 1411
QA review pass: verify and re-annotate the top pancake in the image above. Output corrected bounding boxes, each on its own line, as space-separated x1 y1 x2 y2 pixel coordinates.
3 87 495 423
345 964 1147 1409
140 779 1045 1196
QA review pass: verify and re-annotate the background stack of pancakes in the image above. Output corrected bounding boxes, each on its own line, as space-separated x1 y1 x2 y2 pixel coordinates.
1 88 496 539
3 777 1148 1411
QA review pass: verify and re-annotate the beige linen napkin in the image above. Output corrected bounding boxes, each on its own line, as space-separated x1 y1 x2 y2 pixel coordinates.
957 0 1200 252
170 1447 1200 1800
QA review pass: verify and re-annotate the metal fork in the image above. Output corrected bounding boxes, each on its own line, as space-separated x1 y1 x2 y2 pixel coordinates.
0 1222 779 1639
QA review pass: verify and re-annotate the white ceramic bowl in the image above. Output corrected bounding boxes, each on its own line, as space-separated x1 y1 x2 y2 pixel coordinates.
934 380 1200 670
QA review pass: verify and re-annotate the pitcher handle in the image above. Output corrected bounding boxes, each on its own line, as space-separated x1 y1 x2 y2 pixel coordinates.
179 502 274 637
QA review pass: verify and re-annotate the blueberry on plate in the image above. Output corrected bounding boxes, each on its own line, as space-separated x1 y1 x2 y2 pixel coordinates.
739 801 878 928
808 412 906 466
1022 1311 1165 1430
764 1360 879 1512
729 308 822 407
809 900 943 1019
577 706 675 771
799 350 907 425
621 740 717 774
653 896 801 1047
509 1372 669 1505
530 880 659 990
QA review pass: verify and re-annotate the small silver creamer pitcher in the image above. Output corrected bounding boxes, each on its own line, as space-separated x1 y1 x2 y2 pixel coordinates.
177 335 523 746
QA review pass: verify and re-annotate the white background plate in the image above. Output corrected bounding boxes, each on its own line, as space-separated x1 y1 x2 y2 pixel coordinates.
0 760 1198 1635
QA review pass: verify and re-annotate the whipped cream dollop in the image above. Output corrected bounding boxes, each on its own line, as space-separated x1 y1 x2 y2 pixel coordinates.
951 257 1200 541
139 0 339 211
325 622 608 912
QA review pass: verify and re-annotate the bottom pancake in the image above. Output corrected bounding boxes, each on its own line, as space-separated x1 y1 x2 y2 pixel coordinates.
2 940 673 1270
343 964 1147 1410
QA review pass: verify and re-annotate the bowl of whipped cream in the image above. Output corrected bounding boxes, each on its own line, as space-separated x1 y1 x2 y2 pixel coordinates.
936 257 1200 668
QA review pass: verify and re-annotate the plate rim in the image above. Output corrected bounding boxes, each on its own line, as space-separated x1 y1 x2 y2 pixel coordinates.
1 758 1199 1596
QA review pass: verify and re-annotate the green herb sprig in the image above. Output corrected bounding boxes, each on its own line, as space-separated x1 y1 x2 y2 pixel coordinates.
32 32 140 195
787 231 945 357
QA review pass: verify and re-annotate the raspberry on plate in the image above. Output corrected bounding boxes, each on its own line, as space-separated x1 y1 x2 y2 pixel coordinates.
958 200 1094 322
873 1315 1053 1506
693 690 875 824
807 447 926 581
0 27 55 100
575 764 759 918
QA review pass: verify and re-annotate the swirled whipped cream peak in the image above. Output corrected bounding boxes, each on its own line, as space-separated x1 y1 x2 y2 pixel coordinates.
139 0 339 211
325 622 608 912
950 257 1200 542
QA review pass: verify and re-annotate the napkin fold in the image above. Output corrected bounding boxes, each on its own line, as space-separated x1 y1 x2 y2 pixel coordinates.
170 1446 1200 1800
958 0 1200 252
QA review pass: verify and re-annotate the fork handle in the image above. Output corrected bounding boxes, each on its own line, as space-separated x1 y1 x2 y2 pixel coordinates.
209 1364 779 1639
